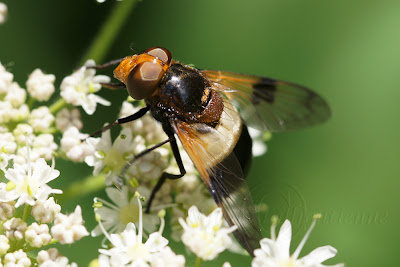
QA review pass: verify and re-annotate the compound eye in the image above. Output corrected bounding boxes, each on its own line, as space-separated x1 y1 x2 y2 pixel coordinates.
126 61 164 100
144 47 172 65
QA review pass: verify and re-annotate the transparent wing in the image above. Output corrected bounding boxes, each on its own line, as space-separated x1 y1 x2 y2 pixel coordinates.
172 118 262 256
201 70 331 131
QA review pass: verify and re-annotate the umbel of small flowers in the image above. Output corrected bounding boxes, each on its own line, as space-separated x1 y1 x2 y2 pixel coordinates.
179 205 238 261
95 191 185 267
0 148 88 266
252 215 344 267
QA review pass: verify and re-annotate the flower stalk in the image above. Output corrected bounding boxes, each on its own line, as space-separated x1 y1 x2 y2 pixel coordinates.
22 204 31 223
49 98 66 115
195 256 202 267
81 0 140 64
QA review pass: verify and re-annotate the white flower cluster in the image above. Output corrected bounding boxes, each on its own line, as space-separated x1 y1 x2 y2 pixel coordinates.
97 192 185 267
60 60 111 115
0 163 86 265
0 63 93 265
252 216 344 267
179 206 237 261
0 155 87 263
37 248 78 267
0 63 61 166
1 60 111 164
26 69 56 101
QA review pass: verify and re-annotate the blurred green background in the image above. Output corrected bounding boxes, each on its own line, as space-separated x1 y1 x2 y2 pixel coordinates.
1 0 399 266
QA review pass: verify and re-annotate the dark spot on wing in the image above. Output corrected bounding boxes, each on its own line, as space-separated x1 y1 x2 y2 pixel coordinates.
252 77 277 104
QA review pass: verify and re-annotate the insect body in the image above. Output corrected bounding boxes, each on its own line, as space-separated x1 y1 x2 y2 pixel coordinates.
93 47 331 256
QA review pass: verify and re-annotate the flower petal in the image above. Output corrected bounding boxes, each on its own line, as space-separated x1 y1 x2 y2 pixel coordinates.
145 232 169 253
259 238 274 256
299 245 339 265
276 219 292 258
105 186 129 207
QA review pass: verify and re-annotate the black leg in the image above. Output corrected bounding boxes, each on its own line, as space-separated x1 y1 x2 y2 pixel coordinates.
87 106 150 138
111 138 173 190
145 134 186 213
101 82 126 90
120 138 172 175
89 58 125 69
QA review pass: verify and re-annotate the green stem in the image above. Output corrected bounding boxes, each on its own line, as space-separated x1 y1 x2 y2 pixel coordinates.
195 257 202 267
57 174 106 202
49 98 67 114
27 97 35 110
49 1 138 115
81 0 139 64
22 204 31 223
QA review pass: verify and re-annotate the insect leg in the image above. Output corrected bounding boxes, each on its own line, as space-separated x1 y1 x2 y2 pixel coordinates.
114 138 173 188
145 133 186 213
89 58 125 69
87 106 150 138
100 82 126 90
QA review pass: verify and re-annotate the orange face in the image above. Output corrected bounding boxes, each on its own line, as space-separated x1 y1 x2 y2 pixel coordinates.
114 47 172 100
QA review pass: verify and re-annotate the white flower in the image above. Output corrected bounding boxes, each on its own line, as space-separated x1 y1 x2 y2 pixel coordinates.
29 106 55 132
51 205 89 244
31 197 61 223
97 193 173 267
0 132 17 154
61 127 94 162
150 246 186 267
37 248 78 267
92 186 158 238
26 68 56 101
3 218 27 240
0 235 10 255
0 201 15 220
0 62 13 93
60 60 111 115
128 136 169 182
0 157 62 207
98 254 113 267
223 263 232 267
96 0 123 4
85 128 134 184
248 128 269 157
252 216 344 267
175 179 215 212
4 82 26 108
0 2 7 24
0 152 10 171
25 223 52 248
0 101 13 123
179 206 237 261
99 222 168 266
32 134 58 161
12 124 34 145
12 146 40 171
4 249 31 267
10 103 30 122
55 108 83 132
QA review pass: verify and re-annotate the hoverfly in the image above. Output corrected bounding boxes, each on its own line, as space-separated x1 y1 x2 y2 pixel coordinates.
91 47 331 256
